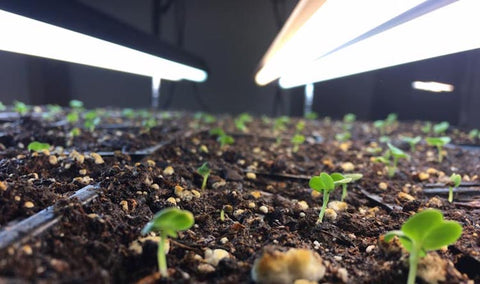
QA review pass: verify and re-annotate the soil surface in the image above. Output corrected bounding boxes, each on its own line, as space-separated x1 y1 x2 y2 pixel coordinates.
0 110 479 283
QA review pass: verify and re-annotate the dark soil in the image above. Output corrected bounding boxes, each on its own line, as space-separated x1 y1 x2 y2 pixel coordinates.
0 111 479 283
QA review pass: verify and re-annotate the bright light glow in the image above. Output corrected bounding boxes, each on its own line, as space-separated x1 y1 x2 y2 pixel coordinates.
279 0 480 88
412 81 454 93
0 10 207 82
255 0 427 86
304 83 314 115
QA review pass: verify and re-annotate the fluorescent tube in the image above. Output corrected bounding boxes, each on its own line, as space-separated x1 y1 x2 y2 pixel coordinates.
279 0 480 88
412 81 454 93
255 0 427 86
0 9 207 82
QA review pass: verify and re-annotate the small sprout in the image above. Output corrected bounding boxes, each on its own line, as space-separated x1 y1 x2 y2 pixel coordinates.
374 143 409 177
379 136 390 143
13 101 30 115
197 162 211 190
433 121 449 135
448 173 461 203
66 111 79 124
340 173 363 201
385 113 398 125
468 129 479 139
209 127 225 136
305 111 318 120
27 141 50 152
374 120 386 136
425 137 451 163
273 116 290 132
0 101 6 111
84 110 100 132
261 115 272 125
122 108 135 119
141 208 194 277
309 173 350 223
421 121 431 134
220 209 225 222
69 127 81 137
402 136 421 152
374 113 398 136
291 134 305 153
384 209 462 284
69 100 84 110
342 113 356 130
335 131 351 142
295 120 306 133
217 134 235 148
142 117 157 132
202 114 217 124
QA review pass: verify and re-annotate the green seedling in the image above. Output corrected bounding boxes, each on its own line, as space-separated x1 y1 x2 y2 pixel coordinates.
468 129 479 139
209 127 225 136
273 116 290 132
448 173 461 203
309 173 351 223
335 131 351 142
142 117 157 132
13 101 29 115
304 111 318 120
69 127 81 137
374 120 386 136
84 110 100 132
261 115 272 125
291 134 305 153
402 136 421 152
425 137 451 163
27 141 50 152
69 100 84 110
0 102 6 111
342 113 356 130
122 108 135 119
66 111 79 124
42 104 62 120
374 143 409 177
340 173 363 201
197 162 211 190
421 121 431 134
234 113 252 132
141 208 194 278
217 134 235 148
295 120 306 133
433 121 449 135
384 209 462 284
379 136 390 143
385 113 398 125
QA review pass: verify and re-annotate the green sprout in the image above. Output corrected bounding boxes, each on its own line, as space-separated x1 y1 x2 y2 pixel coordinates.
69 100 84 110
448 173 461 203
374 143 409 177
42 104 62 120
309 173 351 223
291 134 305 153
69 127 81 137
335 131 351 142
402 136 421 152
66 111 79 124
374 120 386 136
421 121 431 134
304 112 318 120
0 101 6 111
234 113 252 132
273 116 290 132
141 208 194 278
197 162 211 190
374 113 398 136
433 121 449 135
425 137 451 163
295 120 306 133
340 173 363 201
209 127 234 148
27 141 50 152
142 117 157 132
342 113 356 130
84 110 100 132
385 113 398 125
13 101 30 115
384 209 462 284
122 108 135 119
468 129 479 140
209 127 225 136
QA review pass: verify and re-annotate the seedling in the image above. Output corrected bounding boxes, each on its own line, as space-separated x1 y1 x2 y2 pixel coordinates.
295 120 306 133
385 113 398 125
309 173 351 223
234 113 252 132
402 136 421 152
13 101 29 115
448 173 461 203
425 137 451 162
421 121 431 134
373 120 386 136
468 129 479 139
84 110 100 132
433 121 449 135
0 101 5 111
291 134 305 153
305 111 318 120
217 134 235 148
69 127 81 137
374 113 398 136
273 116 290 132
122 108 135 119
374 143 409 177
335 131 351 142
27 141 50 152
197 162 211 190
141 208 194 277
342 113 356 130
340 173 363 201
384 209 462 284
142 117 157 132
209 127 225 136
69 100 84 110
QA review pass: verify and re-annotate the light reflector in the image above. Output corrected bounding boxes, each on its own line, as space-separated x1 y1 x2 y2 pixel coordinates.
412 81 454 93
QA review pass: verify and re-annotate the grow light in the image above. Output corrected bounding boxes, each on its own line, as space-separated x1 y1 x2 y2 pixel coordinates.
0 9 207 82
278 0 480 88
412 81 454 93
255 0 428 86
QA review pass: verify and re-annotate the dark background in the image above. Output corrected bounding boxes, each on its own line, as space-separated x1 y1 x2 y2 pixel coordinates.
1 0 480 127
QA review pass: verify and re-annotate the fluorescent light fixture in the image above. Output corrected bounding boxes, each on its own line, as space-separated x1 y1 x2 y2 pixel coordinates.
0 9 207 82
412 81 454 93
278 0 480 88
255 0 427 86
